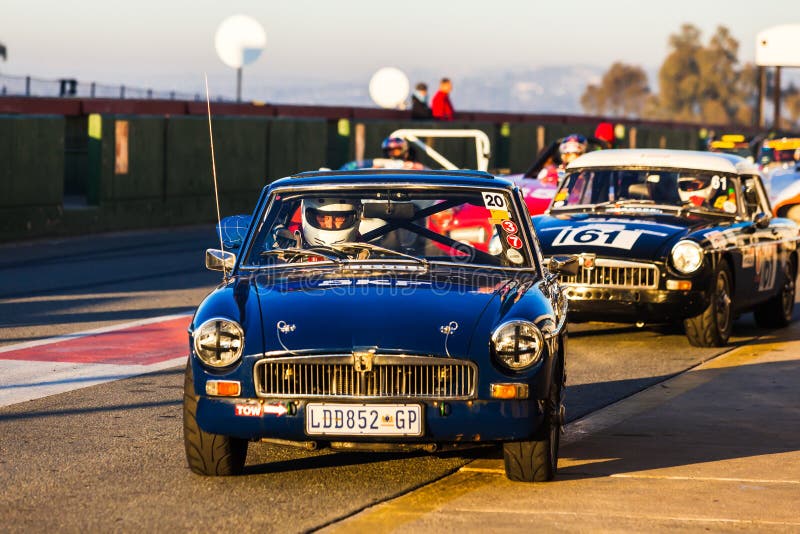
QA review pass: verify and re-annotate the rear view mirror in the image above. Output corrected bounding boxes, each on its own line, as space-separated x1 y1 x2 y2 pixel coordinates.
217 215 252 251
206 249 236 272
548 255 579 276
362 201 416 220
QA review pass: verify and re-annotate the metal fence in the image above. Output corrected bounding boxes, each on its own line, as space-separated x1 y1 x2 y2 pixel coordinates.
0 72 233 101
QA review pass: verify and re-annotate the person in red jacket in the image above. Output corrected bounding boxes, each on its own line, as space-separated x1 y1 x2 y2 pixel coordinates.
431 78 454 120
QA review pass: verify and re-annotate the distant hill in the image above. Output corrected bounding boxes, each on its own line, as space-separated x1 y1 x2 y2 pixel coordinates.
248 65 605 114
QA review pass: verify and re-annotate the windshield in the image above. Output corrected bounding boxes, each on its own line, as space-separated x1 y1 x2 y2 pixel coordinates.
241 187 534 269
551 169 740 215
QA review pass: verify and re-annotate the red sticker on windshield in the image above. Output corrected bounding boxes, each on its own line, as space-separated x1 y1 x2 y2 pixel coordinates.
506 235 523 249
501 220 518 234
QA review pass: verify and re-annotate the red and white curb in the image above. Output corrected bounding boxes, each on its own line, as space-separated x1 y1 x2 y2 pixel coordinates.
0 313 192 408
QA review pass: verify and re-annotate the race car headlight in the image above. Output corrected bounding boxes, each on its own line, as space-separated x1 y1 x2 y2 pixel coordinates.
491 320 544 370
193 318 244 368
671 240 705 274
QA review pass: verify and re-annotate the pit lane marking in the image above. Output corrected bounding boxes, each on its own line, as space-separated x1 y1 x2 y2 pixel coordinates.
0 313 191 407
0 313 192 356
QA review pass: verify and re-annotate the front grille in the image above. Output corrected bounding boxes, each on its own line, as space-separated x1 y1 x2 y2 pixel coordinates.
560 259 659 289
254 355 476 400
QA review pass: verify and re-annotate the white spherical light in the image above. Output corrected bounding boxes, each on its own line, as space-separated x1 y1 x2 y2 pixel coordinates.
215 15 267 69
369 67 410 109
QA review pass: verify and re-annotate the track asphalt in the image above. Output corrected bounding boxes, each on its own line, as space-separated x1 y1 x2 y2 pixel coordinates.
322 322 800 533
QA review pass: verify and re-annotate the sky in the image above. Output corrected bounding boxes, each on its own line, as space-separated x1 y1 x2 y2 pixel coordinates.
0 0 798 101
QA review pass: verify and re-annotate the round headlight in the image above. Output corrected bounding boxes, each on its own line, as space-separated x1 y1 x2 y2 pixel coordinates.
671 240 704 274
491 320 544 370
193 318 244 368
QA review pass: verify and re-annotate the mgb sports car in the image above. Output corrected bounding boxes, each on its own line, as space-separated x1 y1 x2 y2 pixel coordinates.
184 169 577 482
533 149 799 347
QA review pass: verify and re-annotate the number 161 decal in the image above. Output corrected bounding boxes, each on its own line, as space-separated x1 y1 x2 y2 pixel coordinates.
551 225 666 250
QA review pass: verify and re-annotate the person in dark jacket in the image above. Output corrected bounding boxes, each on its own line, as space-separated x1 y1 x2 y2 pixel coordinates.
431 78 454 121
411 82 432 119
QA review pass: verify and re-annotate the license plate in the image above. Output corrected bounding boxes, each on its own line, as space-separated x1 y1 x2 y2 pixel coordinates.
305 403 423 436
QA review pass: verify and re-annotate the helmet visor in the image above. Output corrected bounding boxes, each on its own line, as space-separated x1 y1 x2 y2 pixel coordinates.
305 208 358 230
678 177 709 192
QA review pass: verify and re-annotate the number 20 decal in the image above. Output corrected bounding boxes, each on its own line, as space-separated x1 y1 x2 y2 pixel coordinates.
481 192 507 210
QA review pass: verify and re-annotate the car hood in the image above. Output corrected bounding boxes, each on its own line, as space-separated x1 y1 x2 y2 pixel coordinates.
248 270 518 357
533 212 722 260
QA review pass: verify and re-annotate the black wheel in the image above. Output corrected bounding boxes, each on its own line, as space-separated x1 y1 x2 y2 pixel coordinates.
754 257 796 328
684 262 733 347
183 363 247 476
502 359 564 482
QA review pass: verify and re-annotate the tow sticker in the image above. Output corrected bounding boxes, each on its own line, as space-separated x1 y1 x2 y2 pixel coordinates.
234 402 288 417
235 403 263 417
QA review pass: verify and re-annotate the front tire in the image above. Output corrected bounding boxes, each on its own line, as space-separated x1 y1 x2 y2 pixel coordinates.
684 262 733 347
503 360 563 482
754 257 796 328
183 363 248 476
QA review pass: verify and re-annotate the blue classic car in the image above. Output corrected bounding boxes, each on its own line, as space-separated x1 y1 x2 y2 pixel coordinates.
184 169 577 482
533 149 799 347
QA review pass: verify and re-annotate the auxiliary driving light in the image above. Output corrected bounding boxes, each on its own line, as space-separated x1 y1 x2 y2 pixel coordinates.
205 380 241 397
490 383 529 399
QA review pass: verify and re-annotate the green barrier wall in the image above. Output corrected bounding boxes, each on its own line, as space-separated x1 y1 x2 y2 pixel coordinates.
101 116 166 201
0 112 733 243
508 123 540 174
0 115 64 208
268 118 328 178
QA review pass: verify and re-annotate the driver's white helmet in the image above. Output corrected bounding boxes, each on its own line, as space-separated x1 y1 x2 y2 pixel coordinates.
301 198 361 246
678 177 713 203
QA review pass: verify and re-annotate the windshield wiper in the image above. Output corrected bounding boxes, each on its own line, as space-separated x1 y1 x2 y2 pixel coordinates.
680 204 731 217
330 242 429 268
260 247 344 265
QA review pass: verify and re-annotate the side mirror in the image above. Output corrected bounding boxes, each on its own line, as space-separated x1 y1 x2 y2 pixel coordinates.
548 255 579 276
753 212 771 229
217 215 252 251
206 249 236 272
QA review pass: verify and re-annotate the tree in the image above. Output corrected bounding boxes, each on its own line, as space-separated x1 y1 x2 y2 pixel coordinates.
785 84 800 128
640 24 759 125
580 62 650 117
654 23 703 121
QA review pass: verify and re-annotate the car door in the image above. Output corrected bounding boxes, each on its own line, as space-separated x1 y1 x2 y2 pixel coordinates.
741 174 783 306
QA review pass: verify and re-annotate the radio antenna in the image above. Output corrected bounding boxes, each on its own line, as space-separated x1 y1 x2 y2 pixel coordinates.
204 74 228 278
